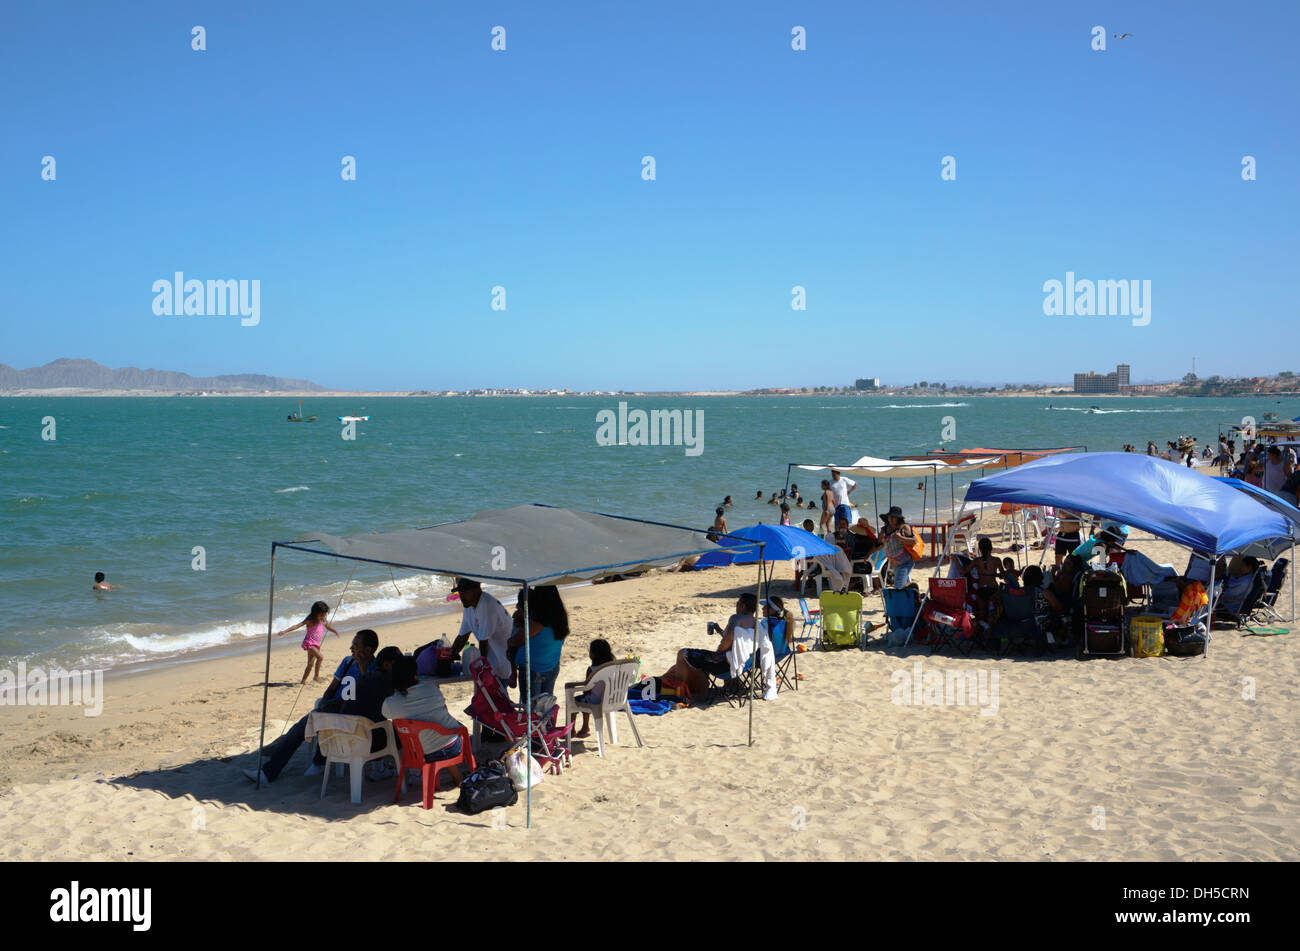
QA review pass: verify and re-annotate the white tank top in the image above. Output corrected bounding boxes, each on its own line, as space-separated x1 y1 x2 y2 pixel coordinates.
1262 459 1286 493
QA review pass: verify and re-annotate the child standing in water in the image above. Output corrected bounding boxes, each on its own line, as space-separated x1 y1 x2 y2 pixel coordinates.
276 600 339 683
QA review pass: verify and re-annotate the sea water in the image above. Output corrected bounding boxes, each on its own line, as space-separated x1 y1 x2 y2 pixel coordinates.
0 394 1283 670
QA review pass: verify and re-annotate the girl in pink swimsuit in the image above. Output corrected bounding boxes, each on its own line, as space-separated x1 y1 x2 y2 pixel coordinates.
276 600 339 683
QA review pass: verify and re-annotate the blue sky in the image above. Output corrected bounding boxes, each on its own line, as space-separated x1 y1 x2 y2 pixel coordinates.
2 1 1296 391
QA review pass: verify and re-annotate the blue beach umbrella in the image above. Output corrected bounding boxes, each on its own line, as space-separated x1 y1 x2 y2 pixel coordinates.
695 524 839 567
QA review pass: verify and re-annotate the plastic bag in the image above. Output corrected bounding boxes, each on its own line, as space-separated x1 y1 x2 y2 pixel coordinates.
504 743 545 791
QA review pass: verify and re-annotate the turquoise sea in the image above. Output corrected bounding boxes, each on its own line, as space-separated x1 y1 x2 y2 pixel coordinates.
1 394 1290 671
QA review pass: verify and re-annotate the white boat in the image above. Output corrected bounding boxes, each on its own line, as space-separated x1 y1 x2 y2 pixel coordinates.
338 415 370 422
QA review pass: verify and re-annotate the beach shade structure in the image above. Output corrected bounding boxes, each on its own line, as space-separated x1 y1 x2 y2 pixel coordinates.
258 504 763 828
693 524 840 568
890 447 1087 552
909 452 1296 653
1214 477 1300 619
786 454 1002 538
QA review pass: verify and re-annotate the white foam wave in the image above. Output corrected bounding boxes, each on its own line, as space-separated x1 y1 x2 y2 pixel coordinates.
275 485 310 493
1045 407 1184 414
882 402 970 409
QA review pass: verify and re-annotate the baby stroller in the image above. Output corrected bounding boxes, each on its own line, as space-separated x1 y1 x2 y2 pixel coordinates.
465 657 573 773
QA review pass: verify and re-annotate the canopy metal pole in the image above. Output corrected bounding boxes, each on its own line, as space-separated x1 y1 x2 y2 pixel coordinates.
523 582 533 828
1205 563 1215 659
907 498 968 647
872 479 880 537
950 473 955 524
1292 536 1296 622
256 544 277 788
749 542 764 747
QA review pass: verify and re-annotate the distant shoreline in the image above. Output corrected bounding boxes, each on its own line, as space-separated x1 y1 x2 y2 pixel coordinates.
0 389 1286 399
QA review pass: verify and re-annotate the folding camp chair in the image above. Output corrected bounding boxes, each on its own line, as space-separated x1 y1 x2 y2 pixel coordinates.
764 617 796 693
817 591 863 650
921 577 975 655
1249 558 1289 624
706 625 758 707
882 587 919 647
1215 569 1269 630
993 584 1041 656
796 598 822 642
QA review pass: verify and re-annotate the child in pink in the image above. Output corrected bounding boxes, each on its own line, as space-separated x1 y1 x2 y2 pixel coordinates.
276 600 339 683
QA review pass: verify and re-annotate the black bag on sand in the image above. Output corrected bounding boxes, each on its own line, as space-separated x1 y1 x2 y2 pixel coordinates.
1164 626 1207 657
457 762 518 815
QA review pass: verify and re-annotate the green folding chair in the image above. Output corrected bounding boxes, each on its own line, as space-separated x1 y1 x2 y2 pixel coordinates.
818 591 863 650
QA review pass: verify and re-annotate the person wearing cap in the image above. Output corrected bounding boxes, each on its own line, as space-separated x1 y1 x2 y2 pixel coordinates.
829 469 857 524
879 506 916 588
449 578 514 684
1073 521 1127 566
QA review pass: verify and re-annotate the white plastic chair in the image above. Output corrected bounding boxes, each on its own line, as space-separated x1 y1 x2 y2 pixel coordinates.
564 659 643 758
950 514 979 555
306 712 399 804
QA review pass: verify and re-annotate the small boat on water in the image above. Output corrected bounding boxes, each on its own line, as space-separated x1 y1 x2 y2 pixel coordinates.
287 402 317 422
338 415 370 422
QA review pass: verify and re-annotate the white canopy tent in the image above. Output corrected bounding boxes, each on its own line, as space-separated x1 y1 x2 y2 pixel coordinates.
786 456 1000 539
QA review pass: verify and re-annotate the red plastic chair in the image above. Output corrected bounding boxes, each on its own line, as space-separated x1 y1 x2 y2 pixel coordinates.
391 719 475 809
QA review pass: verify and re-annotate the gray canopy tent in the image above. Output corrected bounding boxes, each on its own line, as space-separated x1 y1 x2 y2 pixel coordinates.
257 503 763 827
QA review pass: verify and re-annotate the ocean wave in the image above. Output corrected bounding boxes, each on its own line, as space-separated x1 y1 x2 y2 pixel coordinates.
882 402 970 409
275 486 310 493
1045 407 1184 414
16 575 462 671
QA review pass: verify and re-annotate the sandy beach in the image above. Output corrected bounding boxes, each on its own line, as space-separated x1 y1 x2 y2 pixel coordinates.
1 526 1295 862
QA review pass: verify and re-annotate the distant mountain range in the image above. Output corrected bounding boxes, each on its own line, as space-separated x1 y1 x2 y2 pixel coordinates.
0 359 325 392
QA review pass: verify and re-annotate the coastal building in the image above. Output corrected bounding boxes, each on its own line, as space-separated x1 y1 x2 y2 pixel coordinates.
1073 363 1131 394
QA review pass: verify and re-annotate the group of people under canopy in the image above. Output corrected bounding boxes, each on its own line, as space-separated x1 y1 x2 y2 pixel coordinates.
890 451 1298 655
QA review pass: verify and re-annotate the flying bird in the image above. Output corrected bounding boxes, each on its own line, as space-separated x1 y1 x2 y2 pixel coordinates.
1113 32 1133 39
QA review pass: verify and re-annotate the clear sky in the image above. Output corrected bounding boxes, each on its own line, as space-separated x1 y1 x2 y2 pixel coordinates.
2 1 1296 391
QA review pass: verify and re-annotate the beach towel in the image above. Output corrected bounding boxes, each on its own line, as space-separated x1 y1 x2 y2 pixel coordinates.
1118 550 1178 589
628 697 676 716
1170 582 1208 625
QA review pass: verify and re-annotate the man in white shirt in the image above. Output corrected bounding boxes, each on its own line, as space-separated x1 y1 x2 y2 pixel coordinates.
829 469 857 524
449 577 513 682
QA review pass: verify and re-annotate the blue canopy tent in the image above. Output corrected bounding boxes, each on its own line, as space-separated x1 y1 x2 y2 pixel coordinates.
1214 477 1299 619
909 453 1295 653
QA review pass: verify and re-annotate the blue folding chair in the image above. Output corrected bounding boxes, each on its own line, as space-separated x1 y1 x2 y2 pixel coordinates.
797 598 822 642
882 588 919 647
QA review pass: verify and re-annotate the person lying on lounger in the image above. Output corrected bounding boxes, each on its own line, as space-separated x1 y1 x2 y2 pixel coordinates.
660 593 757 702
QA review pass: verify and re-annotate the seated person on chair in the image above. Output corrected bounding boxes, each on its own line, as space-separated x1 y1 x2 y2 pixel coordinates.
847 518 882 563
383 655 465 787
1041 555 1083 644
661 593 757 702
963 536 1003 629
1217 557 1261 615
243 639 398 785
